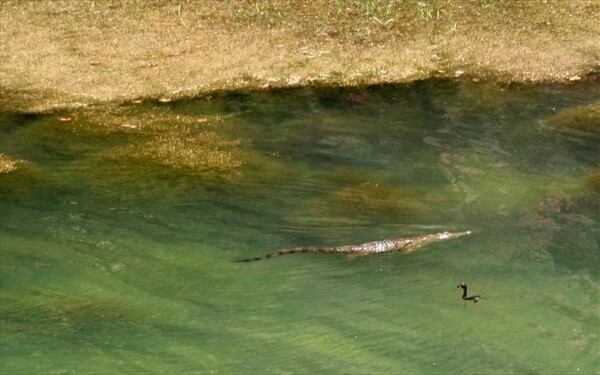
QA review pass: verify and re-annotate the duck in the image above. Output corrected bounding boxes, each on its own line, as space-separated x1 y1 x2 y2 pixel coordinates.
457 282 481 303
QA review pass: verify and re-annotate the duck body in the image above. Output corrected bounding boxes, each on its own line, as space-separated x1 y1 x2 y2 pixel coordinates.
457 282 481 303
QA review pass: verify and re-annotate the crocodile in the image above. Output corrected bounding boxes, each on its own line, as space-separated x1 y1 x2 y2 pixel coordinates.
237 230 472 262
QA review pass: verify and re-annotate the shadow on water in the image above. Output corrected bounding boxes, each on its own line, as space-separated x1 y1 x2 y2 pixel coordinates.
1 79 599 374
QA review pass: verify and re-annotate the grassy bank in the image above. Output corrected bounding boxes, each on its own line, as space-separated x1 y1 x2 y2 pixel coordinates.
1 0 599 112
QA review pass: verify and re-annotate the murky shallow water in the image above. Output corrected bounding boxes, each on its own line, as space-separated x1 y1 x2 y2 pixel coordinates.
1 80 599 374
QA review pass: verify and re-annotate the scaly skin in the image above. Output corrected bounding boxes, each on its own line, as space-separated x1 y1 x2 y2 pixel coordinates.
237 230 471 262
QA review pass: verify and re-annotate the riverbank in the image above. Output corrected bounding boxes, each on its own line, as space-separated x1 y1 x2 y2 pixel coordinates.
1 0 599 113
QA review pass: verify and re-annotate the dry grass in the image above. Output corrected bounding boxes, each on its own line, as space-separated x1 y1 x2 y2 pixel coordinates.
1 0 599 112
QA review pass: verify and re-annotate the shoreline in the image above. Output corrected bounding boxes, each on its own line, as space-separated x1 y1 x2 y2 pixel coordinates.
1 0 599 113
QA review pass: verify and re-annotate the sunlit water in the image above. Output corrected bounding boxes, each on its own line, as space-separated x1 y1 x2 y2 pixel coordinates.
1 80 598 374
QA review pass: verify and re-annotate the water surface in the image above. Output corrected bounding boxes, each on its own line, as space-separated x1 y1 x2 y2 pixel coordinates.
1 80 598 374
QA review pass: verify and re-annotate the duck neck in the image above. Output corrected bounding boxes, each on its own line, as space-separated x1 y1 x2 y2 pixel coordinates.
462 286 468 299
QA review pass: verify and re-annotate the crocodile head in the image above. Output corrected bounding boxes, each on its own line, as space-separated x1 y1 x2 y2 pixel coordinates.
402 230 472 254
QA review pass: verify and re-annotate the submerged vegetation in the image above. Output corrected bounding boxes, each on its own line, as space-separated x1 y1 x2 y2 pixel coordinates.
0 154 21 175
315 182 430 221
0 103 247 203
109 133 243 175
73 103 247 177
85 105 247 190
1 289 135 340
539 102 600 168
543 103 600 132
585 171 600 194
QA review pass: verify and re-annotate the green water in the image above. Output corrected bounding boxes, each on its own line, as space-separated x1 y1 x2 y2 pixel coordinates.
1 80 598 374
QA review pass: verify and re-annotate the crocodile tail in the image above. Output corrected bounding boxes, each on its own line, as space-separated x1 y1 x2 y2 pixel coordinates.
235 246 336 262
